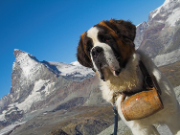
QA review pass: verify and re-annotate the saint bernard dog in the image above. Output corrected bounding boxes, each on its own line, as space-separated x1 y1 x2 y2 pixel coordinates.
76 19 180 135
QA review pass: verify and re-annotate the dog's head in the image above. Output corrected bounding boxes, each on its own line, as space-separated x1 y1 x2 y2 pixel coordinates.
77 19 136 80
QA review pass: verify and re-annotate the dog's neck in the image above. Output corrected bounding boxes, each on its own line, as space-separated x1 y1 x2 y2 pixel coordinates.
104 53 143 92
100 53 144 103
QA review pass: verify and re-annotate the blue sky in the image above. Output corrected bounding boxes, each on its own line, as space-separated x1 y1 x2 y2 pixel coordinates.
0 0 164 99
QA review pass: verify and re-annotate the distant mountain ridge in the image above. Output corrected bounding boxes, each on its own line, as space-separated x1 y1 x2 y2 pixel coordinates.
135 0 180 66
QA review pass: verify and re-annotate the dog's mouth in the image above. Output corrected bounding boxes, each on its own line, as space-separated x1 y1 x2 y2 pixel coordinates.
109 65 121 77
113 69 122 76
93 62 121 80
99 63 122 77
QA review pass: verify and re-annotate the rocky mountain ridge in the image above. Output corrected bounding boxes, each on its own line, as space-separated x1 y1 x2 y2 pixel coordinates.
0 49 107 133
135 0 180 66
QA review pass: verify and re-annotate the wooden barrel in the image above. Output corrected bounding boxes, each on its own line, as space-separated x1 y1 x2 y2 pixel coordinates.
121 87 164 121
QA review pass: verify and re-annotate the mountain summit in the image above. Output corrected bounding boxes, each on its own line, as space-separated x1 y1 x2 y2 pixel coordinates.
13 49 41 77
149 0 180 26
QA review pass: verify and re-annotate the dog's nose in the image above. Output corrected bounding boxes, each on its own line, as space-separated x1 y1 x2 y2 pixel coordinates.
91 47 103 58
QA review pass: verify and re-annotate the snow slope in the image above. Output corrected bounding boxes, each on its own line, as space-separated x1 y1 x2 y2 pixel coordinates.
153 48 180 66
49 62 95 80
150 0 180 26
15 79 55 112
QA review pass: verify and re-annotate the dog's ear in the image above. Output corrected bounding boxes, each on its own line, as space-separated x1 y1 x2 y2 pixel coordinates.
77 33 92 68
109 19 136 42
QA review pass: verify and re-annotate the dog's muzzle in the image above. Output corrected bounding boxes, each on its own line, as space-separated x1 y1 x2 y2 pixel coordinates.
91 46 107 80
91 46 107 69
91 46 121 78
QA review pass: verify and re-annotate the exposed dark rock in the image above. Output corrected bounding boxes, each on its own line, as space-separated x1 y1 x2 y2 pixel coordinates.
50 129 69 135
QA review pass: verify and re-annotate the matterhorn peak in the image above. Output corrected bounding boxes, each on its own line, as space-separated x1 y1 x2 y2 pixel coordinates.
14 49 27 58
13 49 41 77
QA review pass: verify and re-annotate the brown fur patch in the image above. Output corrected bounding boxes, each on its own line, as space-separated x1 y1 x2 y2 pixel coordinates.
81 32 89 57
98 20 135 67
77 32 92 68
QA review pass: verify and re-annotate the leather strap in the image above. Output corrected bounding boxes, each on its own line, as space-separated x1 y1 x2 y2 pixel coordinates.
139 61 162 95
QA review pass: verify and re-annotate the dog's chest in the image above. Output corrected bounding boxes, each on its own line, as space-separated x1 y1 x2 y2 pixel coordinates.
108 66 142 91
100 67 143 104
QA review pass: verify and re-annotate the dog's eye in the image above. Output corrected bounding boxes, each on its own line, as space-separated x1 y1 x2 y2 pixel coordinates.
102 36 110 42
99 35 111 43
86 40 93 55
105 38 110 42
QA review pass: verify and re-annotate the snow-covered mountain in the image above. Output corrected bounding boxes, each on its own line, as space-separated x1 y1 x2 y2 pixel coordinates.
49 61 94 81
135 0 180 66
0 49 105 131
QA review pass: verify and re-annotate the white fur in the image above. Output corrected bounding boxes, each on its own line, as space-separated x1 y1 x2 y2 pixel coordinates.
101 51 180 135
87 27 99 44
